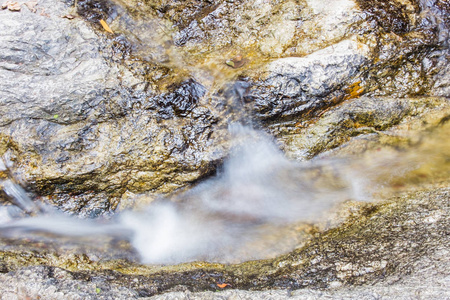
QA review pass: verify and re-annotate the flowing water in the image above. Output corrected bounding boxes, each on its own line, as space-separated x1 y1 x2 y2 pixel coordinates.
0 0 449 264
1 120 448 264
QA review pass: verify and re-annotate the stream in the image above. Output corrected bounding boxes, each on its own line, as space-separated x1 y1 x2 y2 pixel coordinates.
1 120 448 265
0 0 449 297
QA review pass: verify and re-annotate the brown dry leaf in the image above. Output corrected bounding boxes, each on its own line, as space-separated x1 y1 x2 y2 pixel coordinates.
25 0 37 12
216 283 229 289
99 19 114 34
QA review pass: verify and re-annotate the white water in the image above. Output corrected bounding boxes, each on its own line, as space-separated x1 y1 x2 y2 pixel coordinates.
0 124 379 264
119 125 365 263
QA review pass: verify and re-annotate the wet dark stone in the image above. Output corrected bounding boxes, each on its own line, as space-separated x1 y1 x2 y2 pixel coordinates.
76 0 115 24
431 0 450 26
136 288 155 297
356 0 419 34
245 42 369 125
155 0 222 30
0 263 8 273
157 79 207 118
110 35 133 61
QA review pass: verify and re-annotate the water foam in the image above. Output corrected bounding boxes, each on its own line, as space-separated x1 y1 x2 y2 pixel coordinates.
3 125 429 264
1 125 372 264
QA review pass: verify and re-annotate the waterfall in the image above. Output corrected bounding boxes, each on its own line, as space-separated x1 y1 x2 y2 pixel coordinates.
0 118 377 264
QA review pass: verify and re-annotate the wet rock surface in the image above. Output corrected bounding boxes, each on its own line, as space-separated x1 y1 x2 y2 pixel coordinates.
0 0 449 211
246 39 371 124
0 118 449 298
0 0 228 215
242 0 449 129
281 96 450 160
0 0 449 298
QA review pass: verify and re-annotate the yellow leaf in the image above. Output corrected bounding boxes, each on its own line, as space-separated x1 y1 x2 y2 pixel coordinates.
100 19 114 34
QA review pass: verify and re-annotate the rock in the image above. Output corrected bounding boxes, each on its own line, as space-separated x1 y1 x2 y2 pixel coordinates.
0 0 228 215
280 96 450 160
169 0 360 57
0 181 448 297
150 243 449 299
241 0 449 130
1 118 449 298
1 0 448 214
0 266 139 299
246 39 371 123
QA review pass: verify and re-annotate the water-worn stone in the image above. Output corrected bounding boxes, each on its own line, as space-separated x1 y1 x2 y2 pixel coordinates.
0 119 449 298
281 96 450 160
1 0 449 213
75 0 449 126
150 244 449 299
246 39 371 123
0 0 228 215
244 0 449 130
0 181 448 297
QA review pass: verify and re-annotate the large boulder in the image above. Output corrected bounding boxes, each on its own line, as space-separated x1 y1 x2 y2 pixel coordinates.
0 0 448 214
0 0 229 215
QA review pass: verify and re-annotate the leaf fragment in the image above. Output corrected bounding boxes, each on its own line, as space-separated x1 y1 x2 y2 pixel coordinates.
62 14 76 19
100 19 114 34
2 1 21 11
225 60 235 68
217 283 229 288
225 55 247 69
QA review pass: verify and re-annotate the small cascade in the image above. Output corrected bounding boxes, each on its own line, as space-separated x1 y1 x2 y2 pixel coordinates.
0 120 372 264
1 81 448 265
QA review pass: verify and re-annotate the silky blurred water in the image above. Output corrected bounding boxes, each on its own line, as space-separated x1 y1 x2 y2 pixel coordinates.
0 122 449 264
